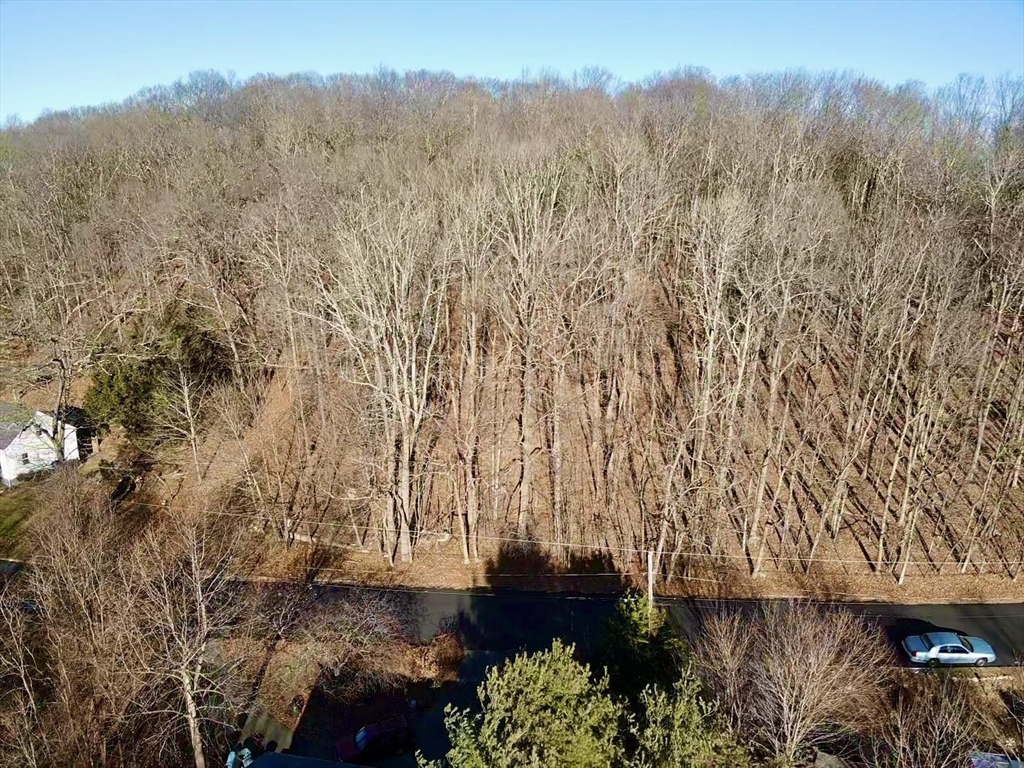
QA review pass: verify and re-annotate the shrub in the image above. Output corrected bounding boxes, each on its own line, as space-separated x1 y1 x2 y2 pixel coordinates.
629 662 750 768
422 640 623 768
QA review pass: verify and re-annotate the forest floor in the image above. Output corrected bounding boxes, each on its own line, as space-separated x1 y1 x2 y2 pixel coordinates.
162 365 1024 605
252 538 1024 604
5 365 1022 605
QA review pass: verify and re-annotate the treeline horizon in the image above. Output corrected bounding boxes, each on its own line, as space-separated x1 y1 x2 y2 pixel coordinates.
5 65 1019 129
1 66 1021 580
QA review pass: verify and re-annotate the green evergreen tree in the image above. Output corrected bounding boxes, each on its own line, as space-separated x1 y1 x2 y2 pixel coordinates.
420 640 623 768
603 592 685 705
628 662 750 768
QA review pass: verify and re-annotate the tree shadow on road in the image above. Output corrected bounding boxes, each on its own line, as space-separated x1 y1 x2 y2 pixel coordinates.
443 540 623 659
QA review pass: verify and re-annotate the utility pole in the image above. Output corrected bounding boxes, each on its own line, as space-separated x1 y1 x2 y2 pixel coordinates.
647 550 655 634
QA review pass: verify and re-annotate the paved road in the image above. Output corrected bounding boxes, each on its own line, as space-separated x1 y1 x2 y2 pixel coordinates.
666 598 1024 667
323 586 1024 668
8 561 1021 665
851 601 1023 666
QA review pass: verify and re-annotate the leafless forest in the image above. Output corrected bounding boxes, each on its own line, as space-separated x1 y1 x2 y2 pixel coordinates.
2 68 1022 583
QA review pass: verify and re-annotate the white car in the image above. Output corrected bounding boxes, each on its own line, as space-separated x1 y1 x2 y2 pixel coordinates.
902 631 997 667
970 752 1022 768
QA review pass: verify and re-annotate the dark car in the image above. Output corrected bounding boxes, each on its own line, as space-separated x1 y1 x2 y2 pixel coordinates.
335 715 413 762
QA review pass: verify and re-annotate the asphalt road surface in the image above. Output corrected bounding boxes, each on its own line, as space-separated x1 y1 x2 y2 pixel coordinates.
323 586 1024 668
666 598 1024 667
851 601 1023 666
7 559 1021 666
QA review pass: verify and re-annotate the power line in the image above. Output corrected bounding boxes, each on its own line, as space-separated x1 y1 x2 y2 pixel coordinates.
231 570 1024 607
144 504 1024 569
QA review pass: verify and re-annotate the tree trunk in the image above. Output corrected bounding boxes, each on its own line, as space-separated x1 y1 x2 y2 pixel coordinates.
397 434 414 563
517 349 534 537
181 666 206 768
878 397 916 572
547 366 565 547
460 311 482 562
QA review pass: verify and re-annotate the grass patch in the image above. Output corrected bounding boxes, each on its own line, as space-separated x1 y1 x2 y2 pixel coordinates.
0 482 37 558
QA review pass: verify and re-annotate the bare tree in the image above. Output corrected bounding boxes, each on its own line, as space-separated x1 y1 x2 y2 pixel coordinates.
0 584 41 767
697 603 891 765
5 67 1023 580
1006 661 1024 755
150 362 211 477
314 189 452 563
129 515 254 768
691 610 754 731
445 178 498 563
23 468 153 765
863 674 983 768
491 157 577 537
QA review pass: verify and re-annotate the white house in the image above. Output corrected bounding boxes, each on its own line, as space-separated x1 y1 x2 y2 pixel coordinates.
0 403 80 487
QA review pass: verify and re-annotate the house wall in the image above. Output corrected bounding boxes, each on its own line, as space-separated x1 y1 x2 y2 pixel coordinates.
0 451 16 486
0 413 82 486
0 429 59 485
33 413 79 461
64 425 79 461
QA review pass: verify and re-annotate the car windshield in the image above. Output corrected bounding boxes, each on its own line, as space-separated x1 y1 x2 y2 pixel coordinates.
959 637 974 652
355 727 369 751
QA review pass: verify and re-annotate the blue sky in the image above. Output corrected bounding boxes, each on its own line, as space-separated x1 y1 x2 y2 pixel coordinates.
1 0 1022 121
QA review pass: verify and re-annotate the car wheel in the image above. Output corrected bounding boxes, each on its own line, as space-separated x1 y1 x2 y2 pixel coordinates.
975 658 988 667
925 659 939 668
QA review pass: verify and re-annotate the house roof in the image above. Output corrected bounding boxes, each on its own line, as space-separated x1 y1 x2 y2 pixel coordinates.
0 402 33 451
0 404 81 452
32 412 58 436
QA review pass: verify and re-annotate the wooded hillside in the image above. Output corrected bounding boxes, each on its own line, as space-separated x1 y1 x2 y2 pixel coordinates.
2 69 1022 584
